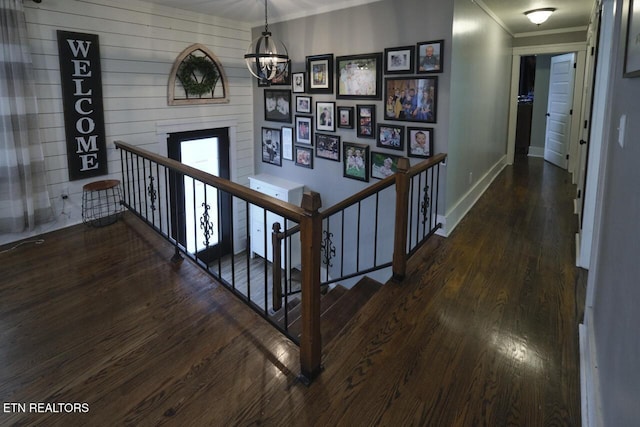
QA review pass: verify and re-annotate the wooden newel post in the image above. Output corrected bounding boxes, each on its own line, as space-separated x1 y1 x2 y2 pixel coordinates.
393 157 411 281
299 190 322 383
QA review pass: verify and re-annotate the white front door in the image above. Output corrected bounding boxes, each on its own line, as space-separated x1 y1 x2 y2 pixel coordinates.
544 53 576 169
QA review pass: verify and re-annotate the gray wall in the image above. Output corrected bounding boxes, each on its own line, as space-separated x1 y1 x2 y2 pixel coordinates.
252 0 454 209
513 30 587 48
446 0 513 216
591 0 640 424
252 0 513 237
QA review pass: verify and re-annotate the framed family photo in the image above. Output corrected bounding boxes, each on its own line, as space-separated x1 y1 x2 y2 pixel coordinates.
295 115 313 145
271 60 291 85
336 52 382 99
377 123 404 151
261 127 282 166
264 89 291 123
257 60 291 87
384 46 415 74
407 127 434 158
356 104 376 138
624 0 640 77
315 133 341 162
292 72 306 92
371 152 401 180
384 76 437 123
337 106 354 129
296 96 312 113
295 145 313 169
316 101 335 132
343 141 369 182
306 53 334 94
417 40 443 73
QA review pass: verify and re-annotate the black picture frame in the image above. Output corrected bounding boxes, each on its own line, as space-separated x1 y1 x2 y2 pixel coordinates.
337 106 354 129
264 89 291 123
315 133 341 162
270 60 292 85
292 72 306 92
295 145 313 169
384 46 415 74
343 141 369 182
624 0 640 77
261 127 282 166
377 123 405 151
306 53 334 94
384 77 437 123
295 115 313 145
316 101 336 132
416 39 444 74
407 127 434 158
336 52 383 99
356 104 376 138
296 95 312 113
371 151 402 180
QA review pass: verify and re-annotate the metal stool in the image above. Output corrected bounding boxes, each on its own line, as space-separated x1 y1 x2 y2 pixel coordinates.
82 179 124 227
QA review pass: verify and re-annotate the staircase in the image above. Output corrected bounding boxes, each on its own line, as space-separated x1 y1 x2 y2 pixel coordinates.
271 276 383 346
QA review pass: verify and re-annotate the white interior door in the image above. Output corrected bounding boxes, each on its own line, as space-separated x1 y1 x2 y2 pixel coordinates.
576 24 599 227
544 53 576 169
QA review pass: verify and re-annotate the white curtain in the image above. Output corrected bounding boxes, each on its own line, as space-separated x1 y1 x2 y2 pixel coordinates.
0 0 53 233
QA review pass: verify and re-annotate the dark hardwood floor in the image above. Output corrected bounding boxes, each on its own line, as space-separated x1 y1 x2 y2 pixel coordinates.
0 157 586 426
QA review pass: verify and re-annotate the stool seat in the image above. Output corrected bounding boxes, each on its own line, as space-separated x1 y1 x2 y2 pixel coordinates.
82 179 124 227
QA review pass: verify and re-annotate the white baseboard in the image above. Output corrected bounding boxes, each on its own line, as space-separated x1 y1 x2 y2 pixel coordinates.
435 214 447 237
528 146 545 158
443 156 507 236
580 310 603 427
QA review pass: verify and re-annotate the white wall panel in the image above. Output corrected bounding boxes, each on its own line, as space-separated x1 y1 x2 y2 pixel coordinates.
16 0 255 242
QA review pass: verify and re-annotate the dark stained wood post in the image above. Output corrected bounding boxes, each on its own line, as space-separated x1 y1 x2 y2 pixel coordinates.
298 191 322 383
271 222 282 311
393 157 411 281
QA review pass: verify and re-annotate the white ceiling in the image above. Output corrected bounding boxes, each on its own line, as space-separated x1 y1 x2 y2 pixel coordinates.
140 0 596 36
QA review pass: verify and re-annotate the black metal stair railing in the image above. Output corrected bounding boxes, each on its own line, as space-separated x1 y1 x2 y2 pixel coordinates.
116 139 446 382
115 140 306 344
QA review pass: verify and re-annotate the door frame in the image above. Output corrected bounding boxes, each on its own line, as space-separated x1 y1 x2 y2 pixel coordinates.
507 42 588 173
167 127 232 263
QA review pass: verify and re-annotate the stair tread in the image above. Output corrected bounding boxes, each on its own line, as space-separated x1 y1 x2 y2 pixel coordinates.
320 277 383 342
271 277 383 344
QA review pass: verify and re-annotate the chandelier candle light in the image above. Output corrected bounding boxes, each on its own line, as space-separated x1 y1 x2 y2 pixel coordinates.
244 0 289 84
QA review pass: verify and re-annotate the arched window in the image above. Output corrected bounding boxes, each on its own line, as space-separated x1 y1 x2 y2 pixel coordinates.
168 44 229 105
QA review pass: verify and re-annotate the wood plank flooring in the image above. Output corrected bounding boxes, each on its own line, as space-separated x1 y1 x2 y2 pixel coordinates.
0 157 586 426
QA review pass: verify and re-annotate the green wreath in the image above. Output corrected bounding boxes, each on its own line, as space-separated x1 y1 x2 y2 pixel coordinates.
177 55 219 97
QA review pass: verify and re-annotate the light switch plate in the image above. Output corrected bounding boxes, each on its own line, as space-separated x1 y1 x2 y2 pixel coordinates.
618 114 626 148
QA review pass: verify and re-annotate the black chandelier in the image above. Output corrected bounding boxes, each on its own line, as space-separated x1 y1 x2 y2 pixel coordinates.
244 0 289 84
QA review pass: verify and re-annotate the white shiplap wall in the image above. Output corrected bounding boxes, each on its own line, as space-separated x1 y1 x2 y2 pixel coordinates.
2 0 255 244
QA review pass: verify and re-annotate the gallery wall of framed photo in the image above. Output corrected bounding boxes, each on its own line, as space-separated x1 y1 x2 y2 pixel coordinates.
255 38 443 185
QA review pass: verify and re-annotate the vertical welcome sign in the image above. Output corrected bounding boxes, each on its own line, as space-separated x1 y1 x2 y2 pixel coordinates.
57 31 108 180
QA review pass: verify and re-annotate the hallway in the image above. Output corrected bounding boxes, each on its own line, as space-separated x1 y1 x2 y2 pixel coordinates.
0 157 586 426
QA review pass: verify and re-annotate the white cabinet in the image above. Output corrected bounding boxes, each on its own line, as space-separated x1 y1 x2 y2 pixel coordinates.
248 174 304 269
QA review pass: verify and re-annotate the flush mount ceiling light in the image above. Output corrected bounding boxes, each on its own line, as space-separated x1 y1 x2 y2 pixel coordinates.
244 0 289 84
524 8 556 25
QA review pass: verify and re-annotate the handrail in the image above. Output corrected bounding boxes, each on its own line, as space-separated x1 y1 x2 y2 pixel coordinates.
320 174 396 219
319 154 446 219
114 141 307 222
116 138 445 385
406 153 447 178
